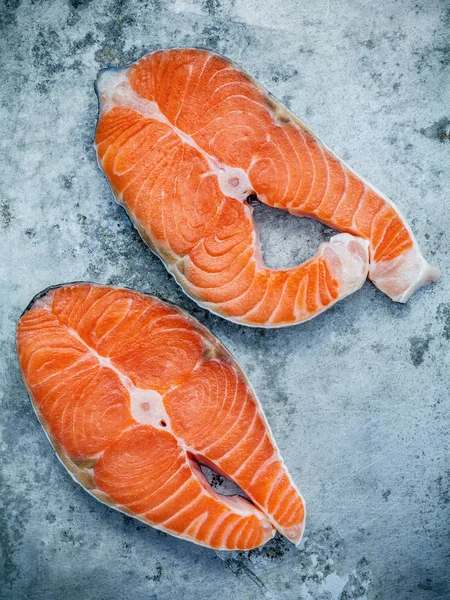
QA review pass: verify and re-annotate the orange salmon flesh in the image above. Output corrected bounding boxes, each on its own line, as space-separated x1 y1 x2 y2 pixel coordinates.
17 283 305 550
95 48 439 327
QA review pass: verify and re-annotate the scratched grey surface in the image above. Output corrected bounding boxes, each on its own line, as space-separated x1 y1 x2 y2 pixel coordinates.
1 0 449 598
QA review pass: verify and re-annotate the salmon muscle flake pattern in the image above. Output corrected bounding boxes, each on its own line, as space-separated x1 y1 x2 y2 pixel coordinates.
94 49 438 327
17 283 305 550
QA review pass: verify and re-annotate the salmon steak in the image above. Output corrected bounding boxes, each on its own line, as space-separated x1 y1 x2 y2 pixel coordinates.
17 283 305 550
95 49 439 327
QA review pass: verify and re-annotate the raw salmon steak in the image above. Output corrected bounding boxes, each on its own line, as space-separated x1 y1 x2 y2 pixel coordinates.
95 49 439 327
17 283 305 550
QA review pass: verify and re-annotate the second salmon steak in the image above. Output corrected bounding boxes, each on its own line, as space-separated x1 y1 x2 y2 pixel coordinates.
17 283 305 550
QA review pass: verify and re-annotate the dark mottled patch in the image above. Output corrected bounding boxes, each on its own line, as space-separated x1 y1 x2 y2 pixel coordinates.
1 201 13 227
0 0 20 28
36 81 49 95
417 576 449 596
94 0 141 68
436 471 450 505
87 260 102 279
263 528 333 566
333 342 351 356
95 44 126 67
435 46 450 67
371 341 384 353
0 461 33 588
262 359 290 405
436 303 450 339
151 564 163 581
361 39 375 50
416 45 450 73
201 24 225 50
60 173 75 190
270 66 299 84
253 535 290 559
72 31 96 53
25 228 36 238
220 527 369 595
83 133 98 162
123 44 142 66
121 541 132 557
222 556 268 593
45 512 57 523
121 514 134 528
156 529 168 538
203 0 223 16
61 528 81 546
420 117 450 143
418 578 433 591
341 556 372 599
282 94 293 109
69 0 93 8
441 6 450 27
409 335 432 367
382 489 391 502
0 481 18 586
32 29 64 75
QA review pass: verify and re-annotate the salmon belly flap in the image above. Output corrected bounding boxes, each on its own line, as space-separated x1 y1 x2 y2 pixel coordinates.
95 49 438 327
17 283 305 550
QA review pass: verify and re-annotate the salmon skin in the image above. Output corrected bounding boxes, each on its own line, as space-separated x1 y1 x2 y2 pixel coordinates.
95 49 439 327
17 283 305 551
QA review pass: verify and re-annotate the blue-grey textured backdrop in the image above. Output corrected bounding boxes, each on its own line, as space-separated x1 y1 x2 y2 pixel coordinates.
1 0 449 598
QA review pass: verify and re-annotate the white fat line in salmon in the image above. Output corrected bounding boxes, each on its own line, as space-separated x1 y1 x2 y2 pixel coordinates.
97 69 253 204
